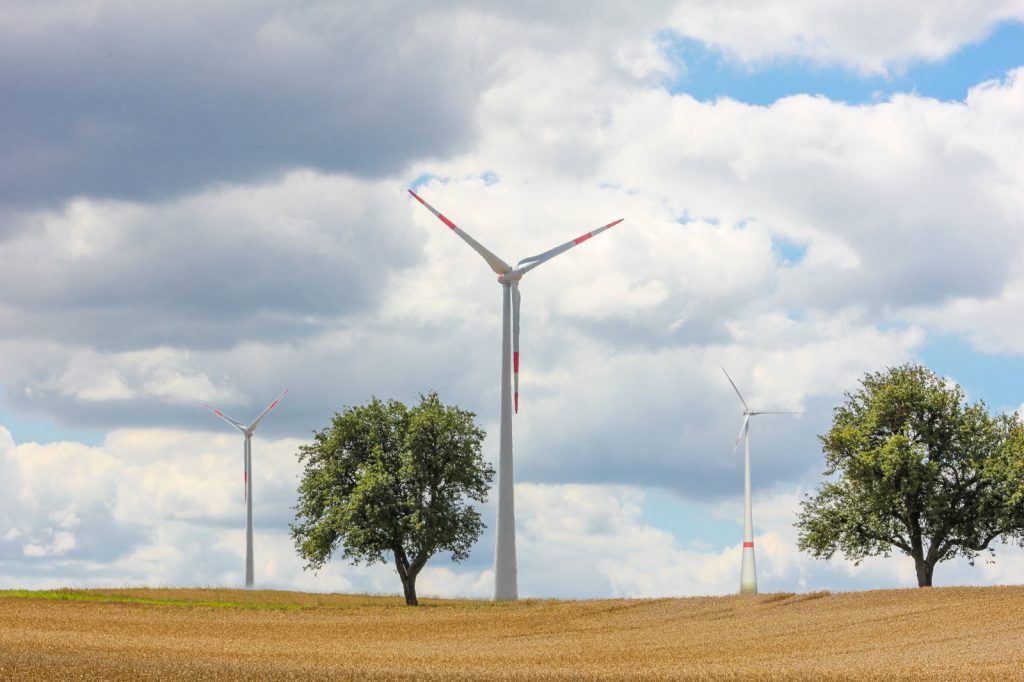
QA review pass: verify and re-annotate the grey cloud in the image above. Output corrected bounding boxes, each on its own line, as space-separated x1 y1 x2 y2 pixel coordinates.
520 387 830 501
0 177 423 353
0 507 148 565
0 307 329 353
0 1 489 209
0 313 497 434
555 303 739 352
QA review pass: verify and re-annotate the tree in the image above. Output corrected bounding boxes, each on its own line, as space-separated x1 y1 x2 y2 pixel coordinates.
291 392 494 605
796 363 1024 587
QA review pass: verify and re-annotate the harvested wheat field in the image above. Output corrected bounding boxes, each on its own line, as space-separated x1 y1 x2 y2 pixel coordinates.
1 585 1023 681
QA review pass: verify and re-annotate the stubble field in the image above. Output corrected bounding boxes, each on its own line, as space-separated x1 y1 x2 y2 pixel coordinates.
1 585 1022 680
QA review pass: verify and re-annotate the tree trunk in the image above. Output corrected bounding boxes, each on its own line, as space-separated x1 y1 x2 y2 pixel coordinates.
914 556 934 587
906 510 934 587
393 548 419 606
400 573 418 606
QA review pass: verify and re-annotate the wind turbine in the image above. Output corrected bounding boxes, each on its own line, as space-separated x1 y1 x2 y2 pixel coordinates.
409 189 622 600
722 368 794 595
201 388 288 589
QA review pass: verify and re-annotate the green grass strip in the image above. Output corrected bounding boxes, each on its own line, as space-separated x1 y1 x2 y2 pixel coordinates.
0 589 304 610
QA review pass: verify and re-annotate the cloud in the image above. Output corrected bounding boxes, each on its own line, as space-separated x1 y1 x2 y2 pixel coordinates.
6 2 1019 210
510 317 921 495
415 66 1024 326
45 347 225 404
0 1 497 208
908 255 1024 356
2 3 1023 597
0 172 422 351
0 424 305 583
665 1 1024 75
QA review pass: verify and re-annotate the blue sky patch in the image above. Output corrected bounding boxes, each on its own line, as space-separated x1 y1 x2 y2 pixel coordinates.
772 237 807 266
409 173 446 191
643 488 741 550
662 20 1024 105
919 335 1024 413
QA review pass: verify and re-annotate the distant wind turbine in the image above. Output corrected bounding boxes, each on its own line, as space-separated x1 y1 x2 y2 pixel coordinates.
410 189 622 600
722 368 795 595
201 388 288 589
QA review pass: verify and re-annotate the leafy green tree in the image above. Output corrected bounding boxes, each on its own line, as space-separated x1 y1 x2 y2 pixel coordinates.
797 363 1024 586
291 392 494 605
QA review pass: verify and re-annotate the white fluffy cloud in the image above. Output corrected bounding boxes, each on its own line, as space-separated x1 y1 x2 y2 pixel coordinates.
453 64 1024 310
666 0 1024 74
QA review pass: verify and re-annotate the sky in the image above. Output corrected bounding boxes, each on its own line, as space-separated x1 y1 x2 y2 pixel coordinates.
2 0 1024 599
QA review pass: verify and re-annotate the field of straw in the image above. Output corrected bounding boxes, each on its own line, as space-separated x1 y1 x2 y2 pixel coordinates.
2 585 1023 680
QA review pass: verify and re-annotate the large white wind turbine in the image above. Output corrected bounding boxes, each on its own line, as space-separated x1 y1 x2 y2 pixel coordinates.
410 189 622 600
201 388 288 588
722 368 794 595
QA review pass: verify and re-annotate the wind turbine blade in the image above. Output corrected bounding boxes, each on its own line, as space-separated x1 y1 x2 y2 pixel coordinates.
201 402 246 432
721 367 749 411
247 388 289 432
733 414 750 456
751 410 799 415
408 190 511 275
516 218 624 274
512 281 521 413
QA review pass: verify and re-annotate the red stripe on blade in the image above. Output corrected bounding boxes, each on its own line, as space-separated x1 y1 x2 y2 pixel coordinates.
606 219 624 228
514 393 519 413
574 232 593 245
408 189 425 203
743 541 754 548
513 351 519 373
438 214 457 230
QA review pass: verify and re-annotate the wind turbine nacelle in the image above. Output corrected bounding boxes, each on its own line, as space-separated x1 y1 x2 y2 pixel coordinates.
497 271 524 283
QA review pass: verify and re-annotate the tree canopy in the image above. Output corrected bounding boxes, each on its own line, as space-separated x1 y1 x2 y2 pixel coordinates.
796 363 1024 586
291 392 494 605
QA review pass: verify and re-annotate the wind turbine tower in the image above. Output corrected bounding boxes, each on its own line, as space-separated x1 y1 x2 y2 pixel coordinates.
410 189 622 600
722 368 794 594
202 388 288 588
